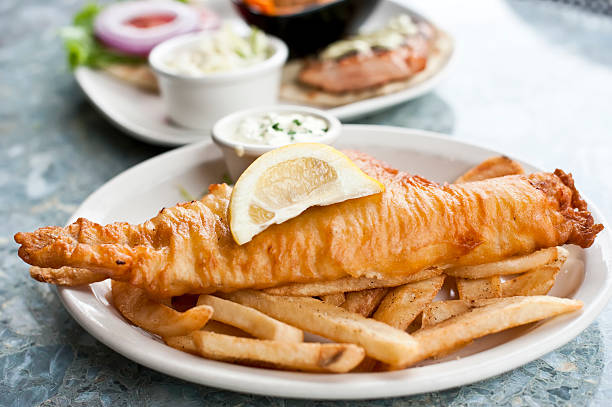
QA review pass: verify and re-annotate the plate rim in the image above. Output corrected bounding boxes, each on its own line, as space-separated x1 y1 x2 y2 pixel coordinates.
73 0 455 147
57 125 612 399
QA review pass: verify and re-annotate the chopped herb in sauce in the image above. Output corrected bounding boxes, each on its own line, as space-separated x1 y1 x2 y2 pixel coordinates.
231 112 330 146
221 173 234 185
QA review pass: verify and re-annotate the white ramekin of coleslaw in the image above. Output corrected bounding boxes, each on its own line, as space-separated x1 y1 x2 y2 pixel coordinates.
149 25 288 130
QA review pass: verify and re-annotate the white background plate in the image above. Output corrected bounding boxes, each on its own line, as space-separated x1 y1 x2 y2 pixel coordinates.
58 126 612 399
74 0 454 147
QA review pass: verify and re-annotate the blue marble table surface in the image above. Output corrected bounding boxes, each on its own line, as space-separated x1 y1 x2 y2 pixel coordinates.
1 0 612 405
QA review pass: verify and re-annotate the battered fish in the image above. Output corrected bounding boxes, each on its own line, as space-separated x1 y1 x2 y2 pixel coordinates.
15 152 602 299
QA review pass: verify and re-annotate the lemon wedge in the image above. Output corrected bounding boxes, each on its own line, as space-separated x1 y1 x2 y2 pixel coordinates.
228 143 384 245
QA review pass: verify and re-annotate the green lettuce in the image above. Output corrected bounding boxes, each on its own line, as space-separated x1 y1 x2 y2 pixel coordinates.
60 2 144 69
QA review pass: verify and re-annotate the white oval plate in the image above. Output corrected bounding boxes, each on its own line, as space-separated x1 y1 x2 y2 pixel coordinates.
74 0 454 147
58 125 612 399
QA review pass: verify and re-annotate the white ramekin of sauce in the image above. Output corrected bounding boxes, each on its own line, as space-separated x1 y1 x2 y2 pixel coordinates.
211 105 341 180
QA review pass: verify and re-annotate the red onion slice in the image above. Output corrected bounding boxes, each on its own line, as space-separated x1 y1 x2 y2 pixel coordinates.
199 7 221 31
94 1 211 56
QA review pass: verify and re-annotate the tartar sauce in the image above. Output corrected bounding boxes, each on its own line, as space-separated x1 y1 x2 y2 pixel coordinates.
164 26 270 75
321 14 418 60
231 113 329 146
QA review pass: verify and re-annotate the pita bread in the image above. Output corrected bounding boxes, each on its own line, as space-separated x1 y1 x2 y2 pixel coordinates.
279 29 454 108
104 64 159 92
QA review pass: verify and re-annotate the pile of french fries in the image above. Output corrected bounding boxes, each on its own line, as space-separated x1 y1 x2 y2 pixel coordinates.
108 156 582 373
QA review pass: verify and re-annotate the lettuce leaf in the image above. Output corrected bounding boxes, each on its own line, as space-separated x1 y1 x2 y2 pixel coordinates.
60 2 144 69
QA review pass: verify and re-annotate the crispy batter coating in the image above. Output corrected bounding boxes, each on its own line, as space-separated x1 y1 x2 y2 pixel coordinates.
30 266 107 286
14 152 602 298
454 155 524 184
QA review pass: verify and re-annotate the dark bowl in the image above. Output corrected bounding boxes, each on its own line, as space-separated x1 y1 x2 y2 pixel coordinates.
232 0 381 58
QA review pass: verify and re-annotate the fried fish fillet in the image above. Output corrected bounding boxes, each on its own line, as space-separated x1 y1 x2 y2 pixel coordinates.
14 152 602 299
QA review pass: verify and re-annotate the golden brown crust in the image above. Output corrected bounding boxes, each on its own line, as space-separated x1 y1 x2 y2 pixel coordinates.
525 169 603 248
454 156 524 184
14 153 602 298
29 266 107 286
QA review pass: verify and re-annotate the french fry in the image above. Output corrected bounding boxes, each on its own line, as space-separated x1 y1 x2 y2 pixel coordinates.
165 334 199 354
188 331 365 373
502 265 560 297
454 156 524 183
373 276 445 330
446 247 568 279
397 296 582 368
263 266 444 296
421 300 472 328
112 281 212 337
420 298 507 355
421 298 515 329
341 288 388 317
196 295 303 342
223 290 419 365
321 293 346 306
30 266 107 286
202 320 252 338
456 276 502 300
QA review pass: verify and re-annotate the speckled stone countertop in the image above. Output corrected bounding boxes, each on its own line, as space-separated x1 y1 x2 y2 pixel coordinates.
1 0 611 405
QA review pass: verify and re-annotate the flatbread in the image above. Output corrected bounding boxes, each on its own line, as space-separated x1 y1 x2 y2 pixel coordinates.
100 28 453 105
104 64 159 92
279 29 454 108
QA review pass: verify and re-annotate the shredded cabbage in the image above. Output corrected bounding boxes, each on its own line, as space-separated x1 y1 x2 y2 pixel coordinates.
163 25 271 75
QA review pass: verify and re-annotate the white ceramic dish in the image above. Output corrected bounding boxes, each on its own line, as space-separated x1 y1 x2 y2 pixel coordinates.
57 125 611 399
74 0 454 147
149 31 288 130
211 105 341 179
